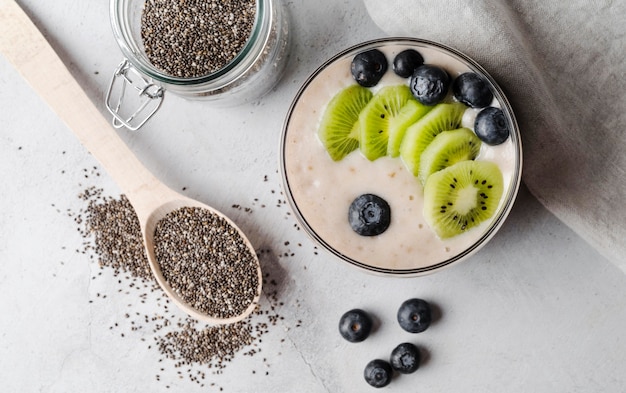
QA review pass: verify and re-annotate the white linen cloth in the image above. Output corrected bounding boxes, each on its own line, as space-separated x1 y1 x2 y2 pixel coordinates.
363 0 626 273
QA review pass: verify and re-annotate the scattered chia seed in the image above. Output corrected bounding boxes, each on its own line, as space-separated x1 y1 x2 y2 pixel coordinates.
58 170 309 388
156 316 255 366
153 206 260 320
78 189 153 279
72 194 266 373
141 0 257 78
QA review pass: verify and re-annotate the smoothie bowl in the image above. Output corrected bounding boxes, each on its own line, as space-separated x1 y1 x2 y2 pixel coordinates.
280 38 522 276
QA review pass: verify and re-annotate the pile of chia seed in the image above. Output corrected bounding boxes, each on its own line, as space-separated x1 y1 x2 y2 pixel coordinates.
141 0 257 78
77 188 152 279
153 206 260 320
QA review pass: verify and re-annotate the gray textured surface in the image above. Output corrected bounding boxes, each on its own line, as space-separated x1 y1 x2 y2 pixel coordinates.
1 1 625 392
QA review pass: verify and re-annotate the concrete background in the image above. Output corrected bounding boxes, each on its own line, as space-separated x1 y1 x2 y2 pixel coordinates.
1 1 625 391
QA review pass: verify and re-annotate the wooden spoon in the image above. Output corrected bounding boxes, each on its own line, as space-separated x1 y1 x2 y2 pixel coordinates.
0 0 262 325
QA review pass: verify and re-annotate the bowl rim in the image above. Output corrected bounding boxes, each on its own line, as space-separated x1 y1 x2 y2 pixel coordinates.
279 37 523 276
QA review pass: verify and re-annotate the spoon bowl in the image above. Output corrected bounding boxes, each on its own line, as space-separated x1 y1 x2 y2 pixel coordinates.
142 197 262 324
0 0 262 325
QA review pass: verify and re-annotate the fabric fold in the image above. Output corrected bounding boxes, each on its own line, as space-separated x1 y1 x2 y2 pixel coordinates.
363 0 626 273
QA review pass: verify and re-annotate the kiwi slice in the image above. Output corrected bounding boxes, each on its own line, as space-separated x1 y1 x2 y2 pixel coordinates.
359 85 414 161
388 99 432 157
423 160 504 238
399 102 466 176
318 85 373 161
418 127 482 185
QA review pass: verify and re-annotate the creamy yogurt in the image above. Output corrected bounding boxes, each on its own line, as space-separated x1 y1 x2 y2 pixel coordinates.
281 39 521 275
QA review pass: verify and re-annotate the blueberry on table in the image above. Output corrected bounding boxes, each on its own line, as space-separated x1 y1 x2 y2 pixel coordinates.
452 72 493 108
397 298 432 333
410 64 450 105
351 49 388 87
392 49 424 78
338 308 373 343
390 342 421 374
348 194 391 236
364 359 393 388
474 106 509 145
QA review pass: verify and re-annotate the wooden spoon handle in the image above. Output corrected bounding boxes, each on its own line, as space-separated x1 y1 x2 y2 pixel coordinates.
0 0 167 214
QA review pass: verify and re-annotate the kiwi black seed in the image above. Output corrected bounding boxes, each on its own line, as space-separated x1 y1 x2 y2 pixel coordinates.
423 160 503 238
418 127 482 185
358 85 414 161
400 102 466 177
318 85 373 161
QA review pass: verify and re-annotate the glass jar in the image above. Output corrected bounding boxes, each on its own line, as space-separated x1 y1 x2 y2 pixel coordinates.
106 0 290 130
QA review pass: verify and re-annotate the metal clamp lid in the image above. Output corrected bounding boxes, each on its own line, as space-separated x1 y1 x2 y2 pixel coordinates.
105 59 164 131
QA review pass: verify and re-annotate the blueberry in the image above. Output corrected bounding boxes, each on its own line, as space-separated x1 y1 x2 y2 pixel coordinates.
409 64 450 105
392 49 424 78
474 106 509 145
364 359 393 388
390 343 421 374
351 49 388 87
348 194 391 236
397 298 431 333
338 309 373 343
452 72 493 108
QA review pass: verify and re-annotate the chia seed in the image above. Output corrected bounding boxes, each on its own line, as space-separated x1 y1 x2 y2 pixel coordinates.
153 207 260 320
79 190 153 280
63 171 302 387
141 0 257 78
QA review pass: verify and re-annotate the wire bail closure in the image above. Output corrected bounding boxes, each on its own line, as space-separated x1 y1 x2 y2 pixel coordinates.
106 59 164 131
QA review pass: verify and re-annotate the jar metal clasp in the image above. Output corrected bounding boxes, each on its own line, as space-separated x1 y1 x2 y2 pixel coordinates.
105 59 164 131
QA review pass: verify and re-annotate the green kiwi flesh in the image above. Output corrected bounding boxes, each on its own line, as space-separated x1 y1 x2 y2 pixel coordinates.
359 85 414 161
318 85 373 161
400 102 466 176
423 160 504 238
388 99 432 157
418 127 482 185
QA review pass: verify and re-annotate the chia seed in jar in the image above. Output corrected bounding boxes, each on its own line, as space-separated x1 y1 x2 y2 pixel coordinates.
141 0 257 78
110 0 290 105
